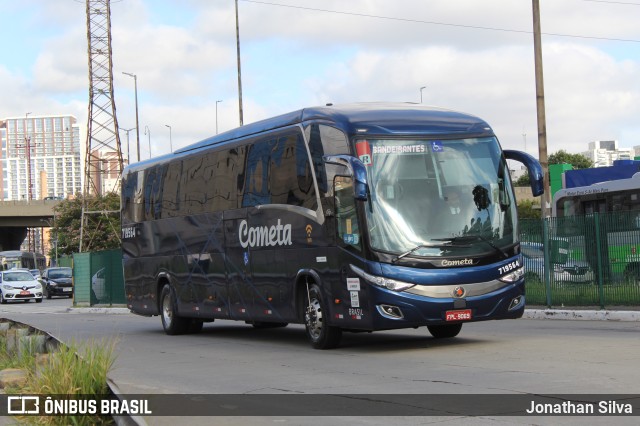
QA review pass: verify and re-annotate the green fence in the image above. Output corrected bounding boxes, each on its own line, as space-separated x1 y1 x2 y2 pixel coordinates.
520 211 640 308
72 249 126 306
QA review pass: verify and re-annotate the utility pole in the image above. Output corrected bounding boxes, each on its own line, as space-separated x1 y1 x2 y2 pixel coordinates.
532 0 550 217
235 0 244 126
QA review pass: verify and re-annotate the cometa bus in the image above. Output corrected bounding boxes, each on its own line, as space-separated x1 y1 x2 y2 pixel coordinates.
121 103 543 349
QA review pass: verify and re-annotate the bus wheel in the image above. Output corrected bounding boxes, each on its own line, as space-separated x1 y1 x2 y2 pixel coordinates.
160 284 190 335
427 323 462 339
304 283 342 349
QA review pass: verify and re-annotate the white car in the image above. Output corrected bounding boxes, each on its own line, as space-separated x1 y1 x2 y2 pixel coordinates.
0 270 44 303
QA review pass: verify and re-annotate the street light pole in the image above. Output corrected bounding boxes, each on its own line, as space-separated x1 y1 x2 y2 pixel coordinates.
165 124 173 152
216 100 223 134
144 125 152 159
118 127 135 165
420 86 426 103
122 72 141 162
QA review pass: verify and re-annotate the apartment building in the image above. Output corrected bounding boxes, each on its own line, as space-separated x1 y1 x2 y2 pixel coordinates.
0 114 82 200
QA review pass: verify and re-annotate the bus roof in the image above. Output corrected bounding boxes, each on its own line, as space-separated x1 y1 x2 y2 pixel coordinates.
124 103 493 173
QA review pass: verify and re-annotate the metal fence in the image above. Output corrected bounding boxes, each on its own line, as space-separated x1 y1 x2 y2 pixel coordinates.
72 249 126 306
520 211 640 308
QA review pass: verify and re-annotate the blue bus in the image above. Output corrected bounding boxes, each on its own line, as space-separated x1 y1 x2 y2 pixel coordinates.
121 103 543 349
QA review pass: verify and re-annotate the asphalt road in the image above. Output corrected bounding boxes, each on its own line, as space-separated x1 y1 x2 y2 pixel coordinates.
1 297 639 425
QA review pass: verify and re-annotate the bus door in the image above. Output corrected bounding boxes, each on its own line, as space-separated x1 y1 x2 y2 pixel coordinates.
223 208 253 320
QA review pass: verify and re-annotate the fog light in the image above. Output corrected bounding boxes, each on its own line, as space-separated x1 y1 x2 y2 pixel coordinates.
508 296 524 311
377 304 404 319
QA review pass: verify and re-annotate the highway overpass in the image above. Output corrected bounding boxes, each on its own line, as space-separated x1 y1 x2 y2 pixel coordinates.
0 200 59 250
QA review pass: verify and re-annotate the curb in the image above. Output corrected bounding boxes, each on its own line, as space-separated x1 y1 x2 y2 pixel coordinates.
67 307 131 314
524 309 640 321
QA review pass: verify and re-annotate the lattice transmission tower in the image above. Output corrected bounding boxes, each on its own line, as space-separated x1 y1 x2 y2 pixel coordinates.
80 0 124 252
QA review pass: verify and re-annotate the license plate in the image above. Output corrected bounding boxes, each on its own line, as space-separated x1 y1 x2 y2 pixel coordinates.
63 288 72 292
445 309 472 321
20 290 30 296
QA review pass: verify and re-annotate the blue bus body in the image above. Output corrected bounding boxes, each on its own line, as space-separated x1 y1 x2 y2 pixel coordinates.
121 103 543 348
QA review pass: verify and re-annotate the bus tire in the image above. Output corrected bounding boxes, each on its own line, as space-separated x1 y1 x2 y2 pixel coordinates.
160 284 190 335
427 323 462 339
304 282 342 349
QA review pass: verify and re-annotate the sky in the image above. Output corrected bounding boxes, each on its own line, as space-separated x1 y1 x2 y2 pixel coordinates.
1 0 639 162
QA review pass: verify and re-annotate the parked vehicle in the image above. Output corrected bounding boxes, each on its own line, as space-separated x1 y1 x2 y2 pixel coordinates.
41 267 73 299
91 267 106 303
29 269 42 280
0 270 44 303
521 242 594 284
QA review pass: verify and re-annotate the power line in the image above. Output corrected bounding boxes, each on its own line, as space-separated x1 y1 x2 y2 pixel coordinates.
240 0 640 43
583 0 640 5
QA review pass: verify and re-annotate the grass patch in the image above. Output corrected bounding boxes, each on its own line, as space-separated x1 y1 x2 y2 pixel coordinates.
525 279 640 307
1 325 117 425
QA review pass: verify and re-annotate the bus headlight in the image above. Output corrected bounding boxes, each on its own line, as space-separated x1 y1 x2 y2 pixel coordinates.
500 267 524 283
351 265 415 292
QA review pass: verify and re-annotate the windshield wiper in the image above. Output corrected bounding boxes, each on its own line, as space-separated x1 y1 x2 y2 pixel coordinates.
432 235 509 259
392 242 467 263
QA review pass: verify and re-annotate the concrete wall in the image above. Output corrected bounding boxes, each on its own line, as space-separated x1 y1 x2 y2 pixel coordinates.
514 186 540 205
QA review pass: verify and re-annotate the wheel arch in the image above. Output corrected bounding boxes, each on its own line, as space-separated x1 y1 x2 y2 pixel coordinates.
294 268 322 323
156 272 172 314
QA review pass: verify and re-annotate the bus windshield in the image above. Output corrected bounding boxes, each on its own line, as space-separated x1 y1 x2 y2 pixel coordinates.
361 137 517 258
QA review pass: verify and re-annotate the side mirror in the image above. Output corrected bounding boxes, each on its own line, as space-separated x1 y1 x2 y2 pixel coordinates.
323 155 369 201
503 150 544 197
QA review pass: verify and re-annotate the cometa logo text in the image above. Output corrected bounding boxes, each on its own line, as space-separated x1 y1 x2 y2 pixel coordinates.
239 219 293 248
441 258 474 266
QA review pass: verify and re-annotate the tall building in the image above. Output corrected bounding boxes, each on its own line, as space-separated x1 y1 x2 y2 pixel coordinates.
0 114 82 200
582 140 634 168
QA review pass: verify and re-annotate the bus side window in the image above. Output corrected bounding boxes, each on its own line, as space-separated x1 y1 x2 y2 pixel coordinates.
335 176 362 252
182 155 207 214
134 170 145 222
144 165 165 220
122 171 137 223
306 124 349 197
306 124 349 218
162 160 182 218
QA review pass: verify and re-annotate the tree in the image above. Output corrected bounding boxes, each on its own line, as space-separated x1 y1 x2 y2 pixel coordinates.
548 150 594 169
513 150 593 186
516 199 542 219
50 193 121 256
